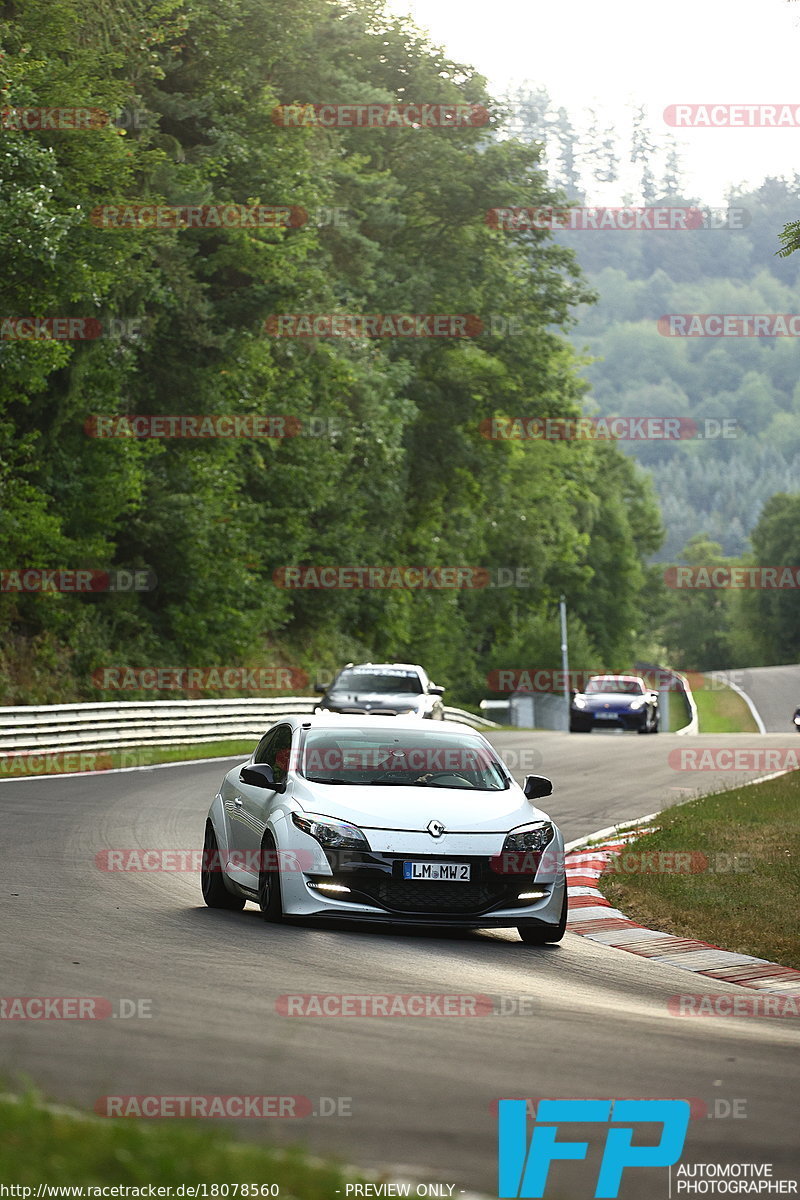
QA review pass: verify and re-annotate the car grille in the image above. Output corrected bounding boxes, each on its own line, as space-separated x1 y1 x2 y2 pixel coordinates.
365 878 514 914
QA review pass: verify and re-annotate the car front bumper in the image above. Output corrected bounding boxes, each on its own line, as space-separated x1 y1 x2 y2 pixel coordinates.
571 708 648 731
276 828 566 928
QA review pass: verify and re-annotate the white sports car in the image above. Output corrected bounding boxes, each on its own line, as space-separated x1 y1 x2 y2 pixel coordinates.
202 715 567 944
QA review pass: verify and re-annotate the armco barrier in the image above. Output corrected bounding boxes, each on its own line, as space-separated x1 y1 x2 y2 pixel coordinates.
0 698 497 757
672 669 699 735
634 661 697 735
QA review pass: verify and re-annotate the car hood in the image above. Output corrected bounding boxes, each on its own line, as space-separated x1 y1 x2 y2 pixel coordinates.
290 780 545 833
323 691 424 711
579 692 642 708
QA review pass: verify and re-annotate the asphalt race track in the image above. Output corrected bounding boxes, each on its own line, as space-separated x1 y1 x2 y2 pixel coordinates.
2 730 799 1199
718 663 800 734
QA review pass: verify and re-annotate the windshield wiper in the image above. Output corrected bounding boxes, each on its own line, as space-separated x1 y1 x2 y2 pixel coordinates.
304 777 352 784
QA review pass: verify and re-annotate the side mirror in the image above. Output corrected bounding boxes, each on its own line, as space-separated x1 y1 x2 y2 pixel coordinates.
240 763 286 792
429 684 445 695
523 773 553 800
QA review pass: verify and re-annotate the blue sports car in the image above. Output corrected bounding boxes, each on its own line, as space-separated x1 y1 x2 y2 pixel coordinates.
570 674 659 734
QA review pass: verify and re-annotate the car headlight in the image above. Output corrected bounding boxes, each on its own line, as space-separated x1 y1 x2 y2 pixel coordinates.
629 698 645 710
572 696 587 709
503 821 555 853
292 812 369 850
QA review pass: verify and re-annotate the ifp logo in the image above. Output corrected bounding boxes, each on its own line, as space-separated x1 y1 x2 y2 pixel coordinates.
498 1099 690 1197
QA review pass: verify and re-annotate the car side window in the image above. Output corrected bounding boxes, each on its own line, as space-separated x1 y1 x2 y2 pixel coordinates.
266 724 293 784
253 728 279 764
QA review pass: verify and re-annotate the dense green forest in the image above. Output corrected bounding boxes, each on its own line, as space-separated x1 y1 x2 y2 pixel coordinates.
0 0 666 703
1 3 797 705
505 87 800 563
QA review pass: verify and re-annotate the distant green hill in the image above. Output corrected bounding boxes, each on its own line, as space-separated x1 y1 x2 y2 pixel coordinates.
558 181 800 560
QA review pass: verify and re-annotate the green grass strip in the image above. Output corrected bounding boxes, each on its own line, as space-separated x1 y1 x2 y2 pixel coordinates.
0 742 255 779
0 1091 370 1195
599 772 800 968
692 679 758 733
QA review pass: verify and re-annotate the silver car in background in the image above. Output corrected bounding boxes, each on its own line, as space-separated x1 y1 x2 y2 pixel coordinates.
315 662 446 718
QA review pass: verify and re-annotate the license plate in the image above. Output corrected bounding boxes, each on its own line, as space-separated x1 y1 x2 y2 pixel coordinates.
595 712 616 719
403 861 471 881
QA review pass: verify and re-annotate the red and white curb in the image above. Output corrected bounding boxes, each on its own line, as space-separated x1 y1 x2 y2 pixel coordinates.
564 827 800 997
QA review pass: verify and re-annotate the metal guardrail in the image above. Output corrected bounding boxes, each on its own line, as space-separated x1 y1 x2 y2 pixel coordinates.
634 661 697 735
0 698 498 757
671 670 699 735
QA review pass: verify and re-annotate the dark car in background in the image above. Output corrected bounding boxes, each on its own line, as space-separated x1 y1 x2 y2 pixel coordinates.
316 662 446 719
570 674 659 734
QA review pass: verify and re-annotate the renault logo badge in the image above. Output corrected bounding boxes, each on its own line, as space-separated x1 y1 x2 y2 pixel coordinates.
427 819 445 838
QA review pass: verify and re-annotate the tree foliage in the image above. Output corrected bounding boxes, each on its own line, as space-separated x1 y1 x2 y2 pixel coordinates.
0 0 663 703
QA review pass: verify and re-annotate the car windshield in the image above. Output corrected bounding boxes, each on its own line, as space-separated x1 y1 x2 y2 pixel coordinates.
585 677 644 695
332 670 424 695
299 727 509 790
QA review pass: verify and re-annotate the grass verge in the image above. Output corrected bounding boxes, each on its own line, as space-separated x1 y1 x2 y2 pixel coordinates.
0 1090 368 1195
667 690 690 732
598 771 800 969
0 741 255 779
691 679 758 733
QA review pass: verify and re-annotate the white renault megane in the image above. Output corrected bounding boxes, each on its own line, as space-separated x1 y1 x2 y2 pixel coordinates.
201 715 567 944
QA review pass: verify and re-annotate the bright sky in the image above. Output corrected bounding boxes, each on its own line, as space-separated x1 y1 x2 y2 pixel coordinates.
385 0 800 204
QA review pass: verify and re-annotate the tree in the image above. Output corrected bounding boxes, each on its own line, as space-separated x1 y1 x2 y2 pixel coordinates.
0 0 671 704
658 535 736 670
730 493 800 664
630 105 658 205
584 107 619 187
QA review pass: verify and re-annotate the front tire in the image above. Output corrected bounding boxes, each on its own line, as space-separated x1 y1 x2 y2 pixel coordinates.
517 888 568 944
201 823 245 910
258 832 284 922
